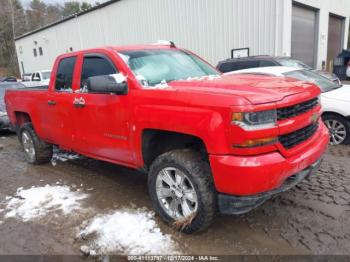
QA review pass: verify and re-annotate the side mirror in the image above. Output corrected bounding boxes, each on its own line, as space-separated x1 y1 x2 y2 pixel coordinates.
87 75 128 95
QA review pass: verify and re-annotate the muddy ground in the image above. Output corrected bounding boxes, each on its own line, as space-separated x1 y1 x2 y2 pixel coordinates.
0 131 349 256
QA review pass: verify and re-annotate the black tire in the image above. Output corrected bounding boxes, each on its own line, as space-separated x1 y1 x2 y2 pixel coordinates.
322 114 350 145
148 149 217 233
19 123 53 164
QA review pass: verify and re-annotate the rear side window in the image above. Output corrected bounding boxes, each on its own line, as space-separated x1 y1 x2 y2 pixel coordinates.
259 60 277 67
55 56 76 91
237 60 259 70
80 55 117 89
217 61 240 73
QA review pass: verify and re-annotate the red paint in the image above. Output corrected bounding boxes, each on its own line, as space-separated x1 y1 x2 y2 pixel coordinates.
5 45 329 196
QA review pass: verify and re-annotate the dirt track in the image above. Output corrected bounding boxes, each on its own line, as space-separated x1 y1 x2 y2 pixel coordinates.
0 131 349 255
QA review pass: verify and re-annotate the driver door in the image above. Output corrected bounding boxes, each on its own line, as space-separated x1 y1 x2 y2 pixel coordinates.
72 53 133 165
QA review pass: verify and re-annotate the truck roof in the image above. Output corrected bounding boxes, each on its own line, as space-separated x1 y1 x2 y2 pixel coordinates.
56 44 175 60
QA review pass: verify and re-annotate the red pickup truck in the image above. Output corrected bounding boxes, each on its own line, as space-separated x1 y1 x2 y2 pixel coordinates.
5 43 329 233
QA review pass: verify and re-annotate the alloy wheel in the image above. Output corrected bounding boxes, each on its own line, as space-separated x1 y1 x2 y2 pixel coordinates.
22 131 36 162
156 167 198 219
324 119 347 145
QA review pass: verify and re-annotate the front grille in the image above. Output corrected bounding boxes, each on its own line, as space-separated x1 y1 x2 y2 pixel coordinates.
277 98 318 120
279 122 318 149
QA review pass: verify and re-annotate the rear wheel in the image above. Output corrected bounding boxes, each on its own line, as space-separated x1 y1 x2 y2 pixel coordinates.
20 123 53 164
148 149 217 233
323 114 350 145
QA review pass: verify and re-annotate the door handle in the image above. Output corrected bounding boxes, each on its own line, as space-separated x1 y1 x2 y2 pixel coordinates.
48 100 56 106
73 97 85 108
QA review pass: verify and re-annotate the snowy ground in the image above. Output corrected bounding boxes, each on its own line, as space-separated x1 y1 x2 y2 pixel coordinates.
78 209 178 255
3 185 88 221
0 183 177 256
0 132 349 256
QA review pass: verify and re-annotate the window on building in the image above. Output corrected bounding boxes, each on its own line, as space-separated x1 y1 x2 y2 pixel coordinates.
38 47 43 56
33 48 37 57
80 55 117 89
55 56 77 92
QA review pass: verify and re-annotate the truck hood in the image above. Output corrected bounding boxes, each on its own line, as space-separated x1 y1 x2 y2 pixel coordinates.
167 74 315 104
321 84 350 102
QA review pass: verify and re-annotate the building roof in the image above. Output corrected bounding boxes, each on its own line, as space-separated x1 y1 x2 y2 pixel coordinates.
15 0 120 41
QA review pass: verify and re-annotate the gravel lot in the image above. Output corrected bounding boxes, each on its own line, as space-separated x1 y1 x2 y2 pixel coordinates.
0 131 349 256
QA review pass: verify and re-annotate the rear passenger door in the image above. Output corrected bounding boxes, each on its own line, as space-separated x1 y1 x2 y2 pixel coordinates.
72 53 133 165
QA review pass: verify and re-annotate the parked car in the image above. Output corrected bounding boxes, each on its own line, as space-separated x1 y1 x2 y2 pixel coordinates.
5 44 328 232
0 76 17 82
21 70 51 88
230 66 350 145
217 56 341 85
0 82 25 131
22 73 32 82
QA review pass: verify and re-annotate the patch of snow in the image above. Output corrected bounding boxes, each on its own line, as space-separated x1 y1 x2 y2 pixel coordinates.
75 86 88 93
4 185 88 222
149 80 170 89
136 74 149 87
51 146 82 166
0 208 4 213
207 75 221 80
78 209 178 255
0 221 3 225
117 52 130 65
186 75 221 81
110 73 126 84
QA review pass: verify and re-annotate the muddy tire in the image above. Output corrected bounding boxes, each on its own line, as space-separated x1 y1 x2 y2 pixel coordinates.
148 149 217 233
323 114 350 145
19 123 53 164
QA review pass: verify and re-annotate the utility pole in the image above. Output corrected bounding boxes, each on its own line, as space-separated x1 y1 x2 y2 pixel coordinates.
8 0 15 38
8 0 20 77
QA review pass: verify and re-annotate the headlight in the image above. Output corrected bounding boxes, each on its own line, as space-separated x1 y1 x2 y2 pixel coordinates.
0 111 7 117
232 110 277 130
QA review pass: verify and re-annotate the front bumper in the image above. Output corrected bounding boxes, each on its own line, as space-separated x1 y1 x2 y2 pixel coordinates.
209 122 329 196
218 157 322 215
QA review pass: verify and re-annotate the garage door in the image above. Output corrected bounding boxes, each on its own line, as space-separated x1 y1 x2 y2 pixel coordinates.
327 15 344 68
291 4 318 68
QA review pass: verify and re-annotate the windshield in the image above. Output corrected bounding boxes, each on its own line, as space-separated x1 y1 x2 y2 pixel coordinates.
283 70 340 92
277 58 312 70
41 71 51 80
119 49 219 86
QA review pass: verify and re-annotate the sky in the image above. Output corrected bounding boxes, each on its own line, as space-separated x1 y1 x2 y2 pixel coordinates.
20 0 107 8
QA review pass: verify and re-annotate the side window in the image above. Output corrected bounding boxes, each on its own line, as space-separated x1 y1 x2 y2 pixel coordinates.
218 61 239 73
238 61 259 70
80 55 117 90
55 56 77 92
259 60 277 67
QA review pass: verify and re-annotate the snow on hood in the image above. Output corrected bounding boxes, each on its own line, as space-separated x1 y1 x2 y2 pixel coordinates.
3 185 89 221
167 73 317 104
78 209 178 255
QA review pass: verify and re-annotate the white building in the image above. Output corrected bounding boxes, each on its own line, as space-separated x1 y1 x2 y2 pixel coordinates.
15 0 350 75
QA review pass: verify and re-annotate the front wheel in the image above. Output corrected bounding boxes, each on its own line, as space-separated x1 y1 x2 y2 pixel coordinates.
148 149 217 233
323 114 350 145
